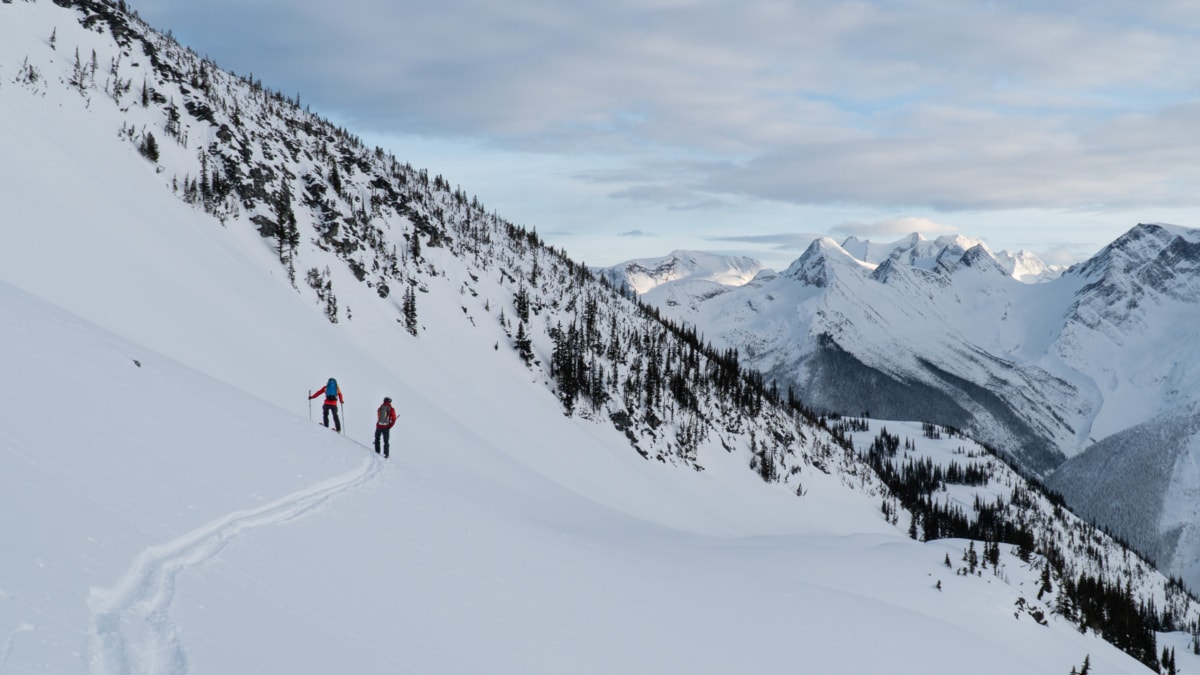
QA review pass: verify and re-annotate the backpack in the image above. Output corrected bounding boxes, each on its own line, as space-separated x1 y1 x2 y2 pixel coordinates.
377 403 395 426
325 378 338 401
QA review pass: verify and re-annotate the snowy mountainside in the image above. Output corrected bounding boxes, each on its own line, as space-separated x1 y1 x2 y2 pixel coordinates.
0 0 844 502
841 417 1200 672
1048 400 1200 593
636 219 1200 589
1053 224 1200 442
594 250 764 295
1 1 1198 672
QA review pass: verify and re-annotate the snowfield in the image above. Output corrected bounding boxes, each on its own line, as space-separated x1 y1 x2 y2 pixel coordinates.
1 275 1159 674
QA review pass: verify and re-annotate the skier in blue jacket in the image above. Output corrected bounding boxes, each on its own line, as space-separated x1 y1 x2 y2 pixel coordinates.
309 377 344 431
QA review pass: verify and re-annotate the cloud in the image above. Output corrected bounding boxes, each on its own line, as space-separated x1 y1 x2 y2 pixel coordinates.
667 199 728 212
607 184 730 212
136 0 1200 214
709 232 826 252
1032 242 1097 268
831 217 958 239
618 229 656 238
707 102 1200 211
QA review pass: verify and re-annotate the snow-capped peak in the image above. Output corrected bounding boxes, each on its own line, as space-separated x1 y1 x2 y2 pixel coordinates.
953 244 1011 277
995 249 1064 283
839 231 1062 283
840 232 987 270
1069 222 1194 282
783 237 869 288
596 250 763 295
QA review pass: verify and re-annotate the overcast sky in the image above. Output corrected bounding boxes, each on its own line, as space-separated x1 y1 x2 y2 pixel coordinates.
129 0 1200 270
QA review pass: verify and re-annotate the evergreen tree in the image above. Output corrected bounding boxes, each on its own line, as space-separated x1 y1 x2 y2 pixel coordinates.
644 348 662 413
273 177 299 285
165 98 182 140
1038 564 1053 600
409 229 422 261
329 161 343 196
69 48 88 94
402 285 418 336
515 321 532 364
550 321 581 414
138 132 159 163
514 286 530 324
605 313 622 364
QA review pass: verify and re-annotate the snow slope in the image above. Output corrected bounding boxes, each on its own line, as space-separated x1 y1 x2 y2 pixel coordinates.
0 2 1189 673
1048 400 1200 591
0 277 1161 674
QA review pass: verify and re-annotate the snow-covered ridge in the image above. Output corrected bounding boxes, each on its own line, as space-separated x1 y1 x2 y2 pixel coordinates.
840 232 1063 283
594 250 763 295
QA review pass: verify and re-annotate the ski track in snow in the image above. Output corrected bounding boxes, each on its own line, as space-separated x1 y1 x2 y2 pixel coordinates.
86 453 382 675
0 620 35 672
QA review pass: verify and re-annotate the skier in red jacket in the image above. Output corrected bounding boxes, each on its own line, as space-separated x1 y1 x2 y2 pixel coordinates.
309 377 344 432
375 397 397 458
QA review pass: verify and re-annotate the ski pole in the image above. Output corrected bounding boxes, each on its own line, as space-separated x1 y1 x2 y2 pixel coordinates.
308 390 312 421
340 400 345 435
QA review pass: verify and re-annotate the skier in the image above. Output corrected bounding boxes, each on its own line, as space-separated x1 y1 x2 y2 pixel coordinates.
309 377 344 431
375 396 397 458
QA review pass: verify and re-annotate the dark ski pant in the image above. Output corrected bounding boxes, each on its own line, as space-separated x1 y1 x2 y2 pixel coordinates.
374 427 391 457
322 401 341 431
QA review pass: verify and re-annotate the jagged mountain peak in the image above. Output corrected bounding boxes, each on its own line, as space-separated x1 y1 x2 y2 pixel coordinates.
1070 223 1199 281
839 231 1061 283
869 257 901 283
954 244 1011 277
840 231 987 269
1060 223 1200 343
782 237 870 288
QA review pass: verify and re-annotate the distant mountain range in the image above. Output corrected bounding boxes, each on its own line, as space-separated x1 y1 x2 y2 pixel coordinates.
839 233 1065 283
608 225 1200 582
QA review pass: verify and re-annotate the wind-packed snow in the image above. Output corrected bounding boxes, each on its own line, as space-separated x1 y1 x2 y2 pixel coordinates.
0 1 1186 673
